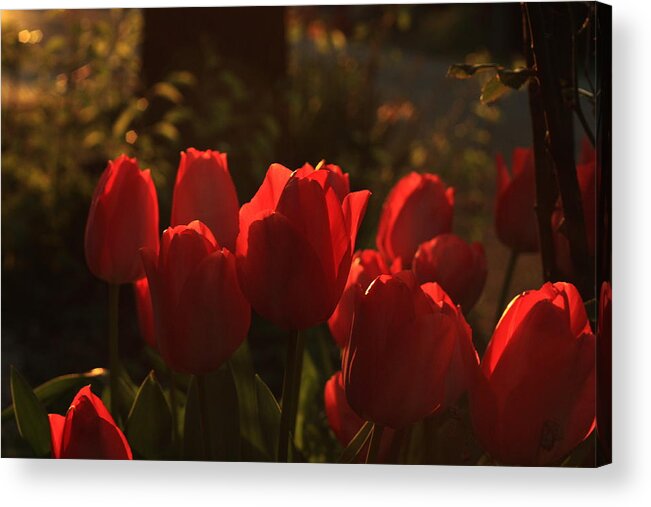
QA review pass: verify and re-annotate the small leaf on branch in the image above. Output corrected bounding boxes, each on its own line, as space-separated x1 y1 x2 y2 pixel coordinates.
480 75 510 105
446 63 498 79
497 67 534 89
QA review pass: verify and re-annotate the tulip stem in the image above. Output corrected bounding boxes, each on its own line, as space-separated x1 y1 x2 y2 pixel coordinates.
495 250 519 326
108 283 120 419
366 423 384 464
169 370 179 451
197 374 211 460
278 328 305 462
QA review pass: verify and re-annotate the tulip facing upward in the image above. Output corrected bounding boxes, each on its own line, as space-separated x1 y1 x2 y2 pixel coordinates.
413 233 487 312
141 220 251 375
343 271 472 429
236 162 370 330
469 282 596 466
328 249 390 348
49 385 132 459
170 148 239 251
85 155 159 284
495 148 539 253
376 172 454 268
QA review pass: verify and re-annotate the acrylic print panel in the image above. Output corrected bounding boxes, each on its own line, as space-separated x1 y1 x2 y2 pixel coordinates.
1 2 611 467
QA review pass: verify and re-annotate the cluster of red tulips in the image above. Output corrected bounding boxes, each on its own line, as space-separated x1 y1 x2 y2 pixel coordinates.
20 143 608 466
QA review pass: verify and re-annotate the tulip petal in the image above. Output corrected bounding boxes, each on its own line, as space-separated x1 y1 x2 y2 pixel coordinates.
343 190 371 251
238 210 332 329
48 414 65 458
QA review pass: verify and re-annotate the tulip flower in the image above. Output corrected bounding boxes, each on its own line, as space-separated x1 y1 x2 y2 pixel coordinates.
133 277 155 349
48 385 132 459
236 162 370 330
552 160 596 277
141 220 250 375
325 371 395 462
494 148 539 253
85 155 159 284
343 271 473 429
376 172 454 268
327 249 390 347
412 234 487 312
469 282 596 466
170 148 239 251
597 281 612 461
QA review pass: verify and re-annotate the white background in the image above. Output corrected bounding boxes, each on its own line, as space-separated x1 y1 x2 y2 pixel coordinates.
1 0 649 505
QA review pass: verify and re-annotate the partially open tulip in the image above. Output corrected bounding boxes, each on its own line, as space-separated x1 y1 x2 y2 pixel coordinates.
469 282 596 466
376 172 454 268
48 385 132 459
236 162 370 330
412 234 487 312
85 155 159 284
141 220 250 374
325 371 395 462
343 271 468 429
495 148 539 253
552 160 596 277
327 249 390 347
170 148 239 251
133 277 155 349
597 281 612 461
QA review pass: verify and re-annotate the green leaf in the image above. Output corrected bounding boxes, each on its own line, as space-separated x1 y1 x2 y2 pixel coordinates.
337 420 373 463
101 366 137 423
497 67 534 90
126 371 172 459
229 342 266 459
183 365 241 461
254 373 281 461
446 63 498 79
10 366 51 457
480 75 510 105
295 348 319 449
2 367 107 422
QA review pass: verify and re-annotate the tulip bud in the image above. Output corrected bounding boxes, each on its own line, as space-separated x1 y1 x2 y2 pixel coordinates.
236 162 370 330
141 220 250 374
84 155 159 284
327 249 390 347
48 385 132 459
342 271 473 429
376 172 454 268
170 148 239 251
325 371 395 462
133 277 155 349
413 234 487 312
494 148 539 253
469 282 596 466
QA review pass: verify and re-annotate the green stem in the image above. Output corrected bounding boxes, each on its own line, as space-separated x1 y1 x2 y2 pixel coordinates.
366 423 384 464
169 369 179 452
495 250 519 326
108 283 120 419
277 328 305 462
197 374 211 460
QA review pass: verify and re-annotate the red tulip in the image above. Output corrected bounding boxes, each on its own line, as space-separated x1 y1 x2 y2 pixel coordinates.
327 249 390 347
48 385 132 459
495 148 539 253
325 371 395 462
236 162 370 330
412 233 487 312
85 155 159 284
376 172 454 268
133 277 155 349
141 220 251 374
170 148 239 251
597 281 612 461
469 282 596 466
579 136 595 165
552 160 596 277
342 271 467 429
